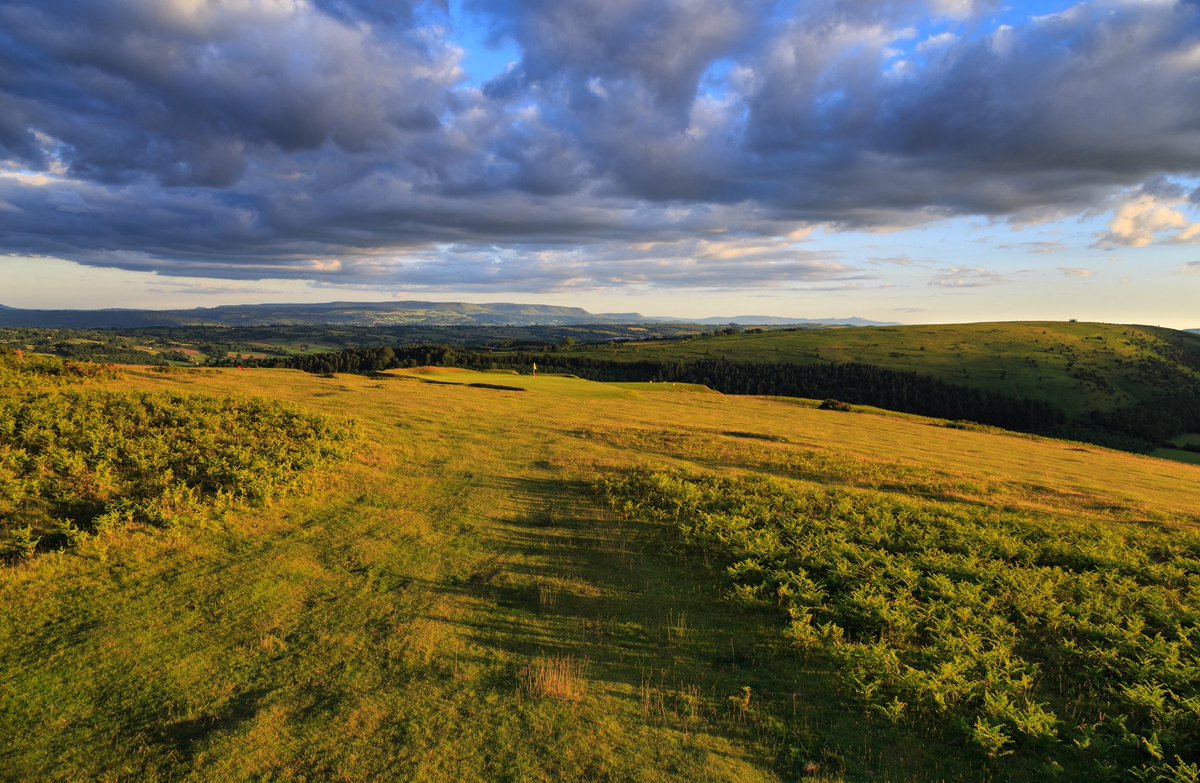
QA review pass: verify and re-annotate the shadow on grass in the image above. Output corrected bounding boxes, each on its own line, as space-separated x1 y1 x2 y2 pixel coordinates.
149 687 271 764
445 474 994 783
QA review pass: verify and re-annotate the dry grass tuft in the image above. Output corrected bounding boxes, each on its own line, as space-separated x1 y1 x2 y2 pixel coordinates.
520 655 587 702
664 609 688 643
536 579 561 611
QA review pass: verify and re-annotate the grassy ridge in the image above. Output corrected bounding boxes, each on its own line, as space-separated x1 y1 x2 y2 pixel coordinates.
568 321 1200 446
569 322 1200 415
268 345 1071 436
602 470 1200 779
2 366 1198 781
256 321 1200 453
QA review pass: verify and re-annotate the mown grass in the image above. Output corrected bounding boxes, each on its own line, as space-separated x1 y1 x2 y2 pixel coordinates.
2 364 1198 781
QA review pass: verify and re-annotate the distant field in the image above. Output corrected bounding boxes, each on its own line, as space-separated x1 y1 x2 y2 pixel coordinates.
0 322 709 366
1151 448 1200 465
2 358 1199 781
1150 434 1200 465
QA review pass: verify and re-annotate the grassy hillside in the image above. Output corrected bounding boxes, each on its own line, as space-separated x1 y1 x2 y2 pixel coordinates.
570 321 1200 416
0 351 359 568
568 321 1200 448
2 361 1199 781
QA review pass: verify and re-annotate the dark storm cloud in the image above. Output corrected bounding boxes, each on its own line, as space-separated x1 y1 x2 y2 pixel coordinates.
309 0 438 26
474 0 770 113
1 0 1199 288
0 0 458 186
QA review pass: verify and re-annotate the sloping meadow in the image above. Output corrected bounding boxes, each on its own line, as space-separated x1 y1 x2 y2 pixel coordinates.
602 469 1200 781
0 350 358 560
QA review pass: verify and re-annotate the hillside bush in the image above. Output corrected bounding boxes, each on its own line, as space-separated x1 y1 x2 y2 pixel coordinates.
0 389 358 560
602 469 1200 779
0 347 116 387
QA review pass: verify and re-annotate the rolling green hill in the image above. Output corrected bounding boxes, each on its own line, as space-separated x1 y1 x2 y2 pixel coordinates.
569 321 1200 416
566 321 1200 450
2 354 1199 782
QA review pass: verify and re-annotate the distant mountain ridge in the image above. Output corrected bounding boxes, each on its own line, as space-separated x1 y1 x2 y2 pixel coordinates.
0 301 895 328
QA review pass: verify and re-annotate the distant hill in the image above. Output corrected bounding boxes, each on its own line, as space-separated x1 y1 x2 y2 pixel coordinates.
568 320 1200 451
0 301 889 328
0 301 609 328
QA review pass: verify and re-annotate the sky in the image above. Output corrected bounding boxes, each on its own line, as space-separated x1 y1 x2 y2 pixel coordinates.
0 0 1198 326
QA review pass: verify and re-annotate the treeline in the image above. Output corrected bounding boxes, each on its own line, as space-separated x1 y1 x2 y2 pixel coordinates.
252 346 1066 434
1090 389 1200 445
47 340 184 365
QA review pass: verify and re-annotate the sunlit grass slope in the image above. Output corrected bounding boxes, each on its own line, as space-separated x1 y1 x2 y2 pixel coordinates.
2 364 1198 782
570 321 1200 418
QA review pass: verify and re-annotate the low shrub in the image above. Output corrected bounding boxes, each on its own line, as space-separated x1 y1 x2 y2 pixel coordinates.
602 469 1200 777
0 389 358 559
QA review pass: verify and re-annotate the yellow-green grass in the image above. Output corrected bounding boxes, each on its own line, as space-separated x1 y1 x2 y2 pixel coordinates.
568 321 1200 418
385 366 714 398
0 388 359 559
2 366 1198 782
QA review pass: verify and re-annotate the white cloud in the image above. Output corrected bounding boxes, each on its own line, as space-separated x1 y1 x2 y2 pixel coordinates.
930 0 987 21
929 266 1009 287
917 32 958 53
1098 193 1200 248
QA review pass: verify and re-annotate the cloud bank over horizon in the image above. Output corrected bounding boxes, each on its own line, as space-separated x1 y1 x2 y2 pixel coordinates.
1 0 1198 303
